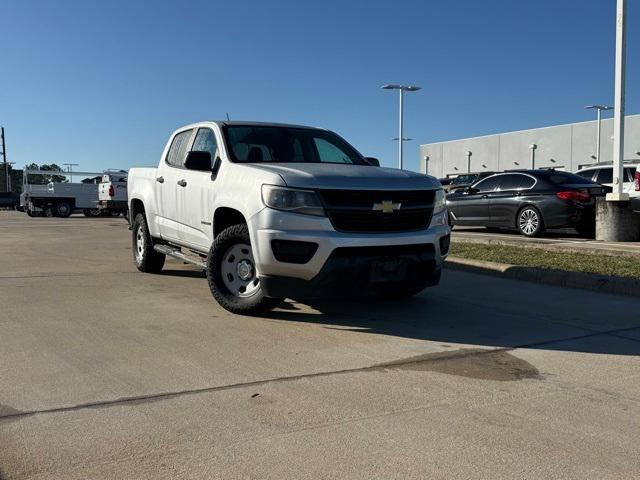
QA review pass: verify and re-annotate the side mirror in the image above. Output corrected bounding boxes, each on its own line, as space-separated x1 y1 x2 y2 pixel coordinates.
464 186 479 195
365 157 380 167
184 151 212 171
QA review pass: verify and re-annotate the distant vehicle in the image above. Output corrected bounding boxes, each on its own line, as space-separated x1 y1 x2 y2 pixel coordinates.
98 171 128 217
0 192 19 209
632 165 640 214
127 121 449 314
575 161 639 198
20 169 126 217
438 177 454 186
445 171 496 193
446 170 606 237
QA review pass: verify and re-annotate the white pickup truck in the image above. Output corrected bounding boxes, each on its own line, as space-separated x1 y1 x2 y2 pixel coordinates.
128 121 450 314
98 171 128 217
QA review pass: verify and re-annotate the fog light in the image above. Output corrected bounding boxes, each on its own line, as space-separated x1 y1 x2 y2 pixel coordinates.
439 234 451 255
271 240 319 264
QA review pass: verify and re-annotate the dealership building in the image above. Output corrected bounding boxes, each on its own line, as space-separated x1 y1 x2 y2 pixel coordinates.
419 114 640 178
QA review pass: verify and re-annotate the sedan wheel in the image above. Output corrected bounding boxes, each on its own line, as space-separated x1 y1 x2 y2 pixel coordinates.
518 207 544 237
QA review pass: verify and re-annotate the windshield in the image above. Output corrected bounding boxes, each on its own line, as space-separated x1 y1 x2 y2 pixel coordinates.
223 126 366 165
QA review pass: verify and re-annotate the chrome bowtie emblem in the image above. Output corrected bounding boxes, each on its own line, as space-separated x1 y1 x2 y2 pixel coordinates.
372 200 401 213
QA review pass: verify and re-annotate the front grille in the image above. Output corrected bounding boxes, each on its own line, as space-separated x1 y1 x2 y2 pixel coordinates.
317 189 435 233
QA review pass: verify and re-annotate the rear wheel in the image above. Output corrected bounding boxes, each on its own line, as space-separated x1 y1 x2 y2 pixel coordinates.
206 224 281 315
55 202 73 218
517 206 544 237
132 213 165 273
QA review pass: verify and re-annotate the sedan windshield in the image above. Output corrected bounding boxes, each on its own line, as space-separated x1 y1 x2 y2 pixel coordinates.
223 125 366 165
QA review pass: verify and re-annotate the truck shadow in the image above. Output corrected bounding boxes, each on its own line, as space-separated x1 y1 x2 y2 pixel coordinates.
261 277 640 357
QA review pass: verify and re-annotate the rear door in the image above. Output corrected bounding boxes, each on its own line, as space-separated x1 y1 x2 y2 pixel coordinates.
449 176 500 225
178 127 219 250
156 128 195 241
489 173 536 226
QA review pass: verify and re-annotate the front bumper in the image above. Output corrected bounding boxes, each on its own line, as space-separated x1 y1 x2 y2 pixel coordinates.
249 207 449 298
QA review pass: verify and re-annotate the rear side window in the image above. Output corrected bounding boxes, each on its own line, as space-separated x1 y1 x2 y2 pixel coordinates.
595 168 613 184
166 129 193 167
496 174 535 191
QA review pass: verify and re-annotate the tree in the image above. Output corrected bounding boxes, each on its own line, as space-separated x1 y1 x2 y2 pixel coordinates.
25 163 67 184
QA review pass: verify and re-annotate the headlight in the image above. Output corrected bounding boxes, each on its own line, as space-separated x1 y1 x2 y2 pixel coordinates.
433 189 446 214
261 185 325 216
429 189 448 228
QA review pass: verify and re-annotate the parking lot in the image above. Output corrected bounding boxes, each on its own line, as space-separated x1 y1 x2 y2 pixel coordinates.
1 210 640 479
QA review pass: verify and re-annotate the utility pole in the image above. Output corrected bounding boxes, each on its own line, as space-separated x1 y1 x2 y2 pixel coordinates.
609 0 627 201
529 144 537 169
382 84 421 170
585 105 613 162
1 127 8 193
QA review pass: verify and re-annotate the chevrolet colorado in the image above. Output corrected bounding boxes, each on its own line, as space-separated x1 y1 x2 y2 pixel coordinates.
127 121 449 314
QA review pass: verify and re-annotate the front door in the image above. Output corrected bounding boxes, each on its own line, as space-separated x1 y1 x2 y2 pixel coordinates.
177 127 220 250
450 175 500 225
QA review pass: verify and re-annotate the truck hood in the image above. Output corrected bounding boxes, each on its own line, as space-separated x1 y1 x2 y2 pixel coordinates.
241 163 440 190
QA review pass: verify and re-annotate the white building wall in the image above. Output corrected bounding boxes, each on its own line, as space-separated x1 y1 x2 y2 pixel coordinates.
420 115 640 177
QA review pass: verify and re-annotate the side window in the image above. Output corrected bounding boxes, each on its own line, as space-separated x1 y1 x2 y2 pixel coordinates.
473 176 500 192
166 129 193 168
192 128 219 159
624 167 635 182
576 170 595 181
495 174 520 191
314 138 352 164
496 174 535 191
595 168 613 184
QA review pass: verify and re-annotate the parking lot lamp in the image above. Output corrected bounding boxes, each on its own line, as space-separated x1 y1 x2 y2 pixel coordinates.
465 151 472 173
585 105 613 163
529 144 537 169
382 84 421 170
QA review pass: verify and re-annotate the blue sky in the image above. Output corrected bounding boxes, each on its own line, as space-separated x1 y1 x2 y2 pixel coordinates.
1 0 638 173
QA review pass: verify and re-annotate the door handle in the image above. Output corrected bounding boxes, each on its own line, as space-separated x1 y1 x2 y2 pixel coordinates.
177 179 187 187
156 176 164 184
481 194 488 199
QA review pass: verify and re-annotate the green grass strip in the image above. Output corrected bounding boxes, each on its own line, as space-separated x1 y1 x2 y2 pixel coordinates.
450 242 640 279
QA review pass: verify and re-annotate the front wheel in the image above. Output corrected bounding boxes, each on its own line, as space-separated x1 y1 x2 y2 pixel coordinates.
206 224 281 315
517 206 545 237
131 213 165 273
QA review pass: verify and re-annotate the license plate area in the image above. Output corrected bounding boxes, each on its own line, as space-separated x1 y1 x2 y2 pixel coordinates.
370 257 406 283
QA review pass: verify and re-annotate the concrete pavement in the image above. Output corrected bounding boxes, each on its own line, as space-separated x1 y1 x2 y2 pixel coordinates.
1 211 639 479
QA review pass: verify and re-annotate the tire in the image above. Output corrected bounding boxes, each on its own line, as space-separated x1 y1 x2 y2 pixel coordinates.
26 210 36 217
132 213 165 273
83 208 101 217
55 202 73 218
517 206 545 237
206 224 281 315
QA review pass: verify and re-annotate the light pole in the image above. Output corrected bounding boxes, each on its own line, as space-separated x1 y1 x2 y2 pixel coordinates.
63 163 79 183
609 0 627 201
465 151 472 173
585 105 613 163
529 144 537 169
382 84 421 170
1 127 8 193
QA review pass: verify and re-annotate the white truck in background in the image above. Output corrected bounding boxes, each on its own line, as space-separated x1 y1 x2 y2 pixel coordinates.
127 121 450 314
98 171 128 218
20 169 127 217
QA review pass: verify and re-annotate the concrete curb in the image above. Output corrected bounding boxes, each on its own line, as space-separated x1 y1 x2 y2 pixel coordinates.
444 256 640 298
